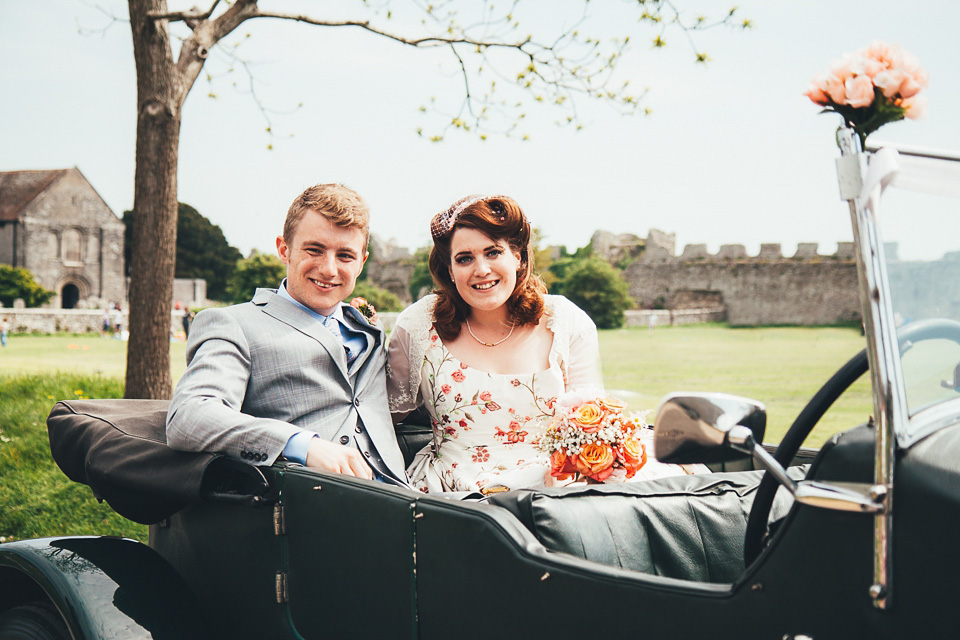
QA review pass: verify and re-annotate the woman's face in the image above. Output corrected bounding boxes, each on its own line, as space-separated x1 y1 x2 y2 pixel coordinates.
448 227 521 314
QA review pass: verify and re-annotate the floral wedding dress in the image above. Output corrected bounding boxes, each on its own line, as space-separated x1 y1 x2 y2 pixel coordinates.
387 294 601 494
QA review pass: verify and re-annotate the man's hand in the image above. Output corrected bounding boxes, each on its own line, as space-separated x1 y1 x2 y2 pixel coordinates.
304 438 374 480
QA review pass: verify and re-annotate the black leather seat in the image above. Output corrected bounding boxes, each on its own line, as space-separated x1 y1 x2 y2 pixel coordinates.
489 467 805 582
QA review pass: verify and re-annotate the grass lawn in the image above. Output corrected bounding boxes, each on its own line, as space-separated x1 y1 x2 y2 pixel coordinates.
0 325 874 542
599 324 872 448
0 334 189 382
0 373 147 543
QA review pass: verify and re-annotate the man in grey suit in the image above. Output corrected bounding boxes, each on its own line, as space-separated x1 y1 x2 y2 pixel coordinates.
166 184 407 484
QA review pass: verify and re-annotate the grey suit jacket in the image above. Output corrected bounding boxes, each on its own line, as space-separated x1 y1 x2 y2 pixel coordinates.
166 288 407 483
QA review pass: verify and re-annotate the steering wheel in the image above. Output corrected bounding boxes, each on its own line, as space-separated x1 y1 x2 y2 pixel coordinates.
743 318 960 566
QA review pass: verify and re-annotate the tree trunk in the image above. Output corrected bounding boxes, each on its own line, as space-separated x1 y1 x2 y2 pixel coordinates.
125 0 183 399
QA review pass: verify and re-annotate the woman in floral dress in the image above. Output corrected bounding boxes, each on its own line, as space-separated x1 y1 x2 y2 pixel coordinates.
386 195 603 494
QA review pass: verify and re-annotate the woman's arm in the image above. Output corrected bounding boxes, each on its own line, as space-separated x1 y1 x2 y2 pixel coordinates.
385 323 422 424
563 303 604 391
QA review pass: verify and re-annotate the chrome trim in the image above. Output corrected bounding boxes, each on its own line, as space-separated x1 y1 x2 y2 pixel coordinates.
838 127 906 610
736 425 886 514
904 398 960 447
793 481 886 513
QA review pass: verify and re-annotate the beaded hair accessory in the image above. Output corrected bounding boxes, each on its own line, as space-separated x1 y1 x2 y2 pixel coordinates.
430 194 509 240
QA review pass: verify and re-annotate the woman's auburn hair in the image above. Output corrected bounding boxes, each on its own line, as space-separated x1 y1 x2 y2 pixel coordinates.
428 195 546 342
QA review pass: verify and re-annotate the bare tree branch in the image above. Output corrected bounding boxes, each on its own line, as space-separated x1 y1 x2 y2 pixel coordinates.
147 0 222 24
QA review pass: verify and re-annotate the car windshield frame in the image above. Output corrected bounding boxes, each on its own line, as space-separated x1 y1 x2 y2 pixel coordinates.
863 143 960 448
838 131 960 610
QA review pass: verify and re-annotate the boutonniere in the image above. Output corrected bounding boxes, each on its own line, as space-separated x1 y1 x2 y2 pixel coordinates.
350 297 379 325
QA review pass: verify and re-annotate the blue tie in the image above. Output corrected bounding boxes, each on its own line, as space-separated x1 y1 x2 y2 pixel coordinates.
323 315 357 365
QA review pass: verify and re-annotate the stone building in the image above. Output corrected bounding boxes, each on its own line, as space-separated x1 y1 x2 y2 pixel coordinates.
0 168 126 308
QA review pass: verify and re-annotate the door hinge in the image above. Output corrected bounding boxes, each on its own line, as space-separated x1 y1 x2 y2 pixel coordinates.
275 571 289 604
273 504 285 536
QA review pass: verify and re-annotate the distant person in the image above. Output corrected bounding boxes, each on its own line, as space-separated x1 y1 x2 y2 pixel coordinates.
110 304 123 338
166 183 407 485
181 309 194 338
101 309 111 338
1 317 8 347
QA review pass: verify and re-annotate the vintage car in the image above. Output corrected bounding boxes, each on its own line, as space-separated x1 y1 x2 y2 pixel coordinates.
1 129 959 639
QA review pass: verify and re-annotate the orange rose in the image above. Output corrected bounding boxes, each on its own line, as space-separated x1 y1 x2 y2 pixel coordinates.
598 396 626 412
576 443 615 481
572 402 604 430
549 450 576 480
618 438 647 478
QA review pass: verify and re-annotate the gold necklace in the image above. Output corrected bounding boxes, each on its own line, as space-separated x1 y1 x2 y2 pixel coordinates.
464 318 516 347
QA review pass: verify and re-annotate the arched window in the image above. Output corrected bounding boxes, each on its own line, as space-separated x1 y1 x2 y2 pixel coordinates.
62 228 83 264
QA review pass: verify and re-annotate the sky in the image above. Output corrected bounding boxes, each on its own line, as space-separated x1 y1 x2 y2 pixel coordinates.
2 0 959 260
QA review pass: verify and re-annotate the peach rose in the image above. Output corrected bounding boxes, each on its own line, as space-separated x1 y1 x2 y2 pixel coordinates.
873 69 906 99
864 40 893 65
844 75 875 108
855 55 886 80
598 396 626 412
618 438 648 478
576 443 615 481
828 55 857 83
903 95 928 119
804 77 830 106
550 450 576 480
898 73 925 99
824 75 846 105
572 402 604 428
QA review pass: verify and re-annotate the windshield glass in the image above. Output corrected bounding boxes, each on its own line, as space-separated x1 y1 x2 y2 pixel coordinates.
881 152 960 419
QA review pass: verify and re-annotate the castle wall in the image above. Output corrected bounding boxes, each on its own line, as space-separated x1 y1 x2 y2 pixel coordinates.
624 242 861 326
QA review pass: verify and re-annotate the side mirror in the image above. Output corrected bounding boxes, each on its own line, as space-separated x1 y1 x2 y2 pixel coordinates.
654 392 885 514
654 392 767 464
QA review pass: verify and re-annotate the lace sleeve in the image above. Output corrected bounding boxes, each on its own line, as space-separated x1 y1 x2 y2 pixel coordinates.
545 295 604 392
386 295 437 414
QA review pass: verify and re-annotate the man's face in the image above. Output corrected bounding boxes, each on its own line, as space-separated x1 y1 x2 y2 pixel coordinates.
276 210 368 315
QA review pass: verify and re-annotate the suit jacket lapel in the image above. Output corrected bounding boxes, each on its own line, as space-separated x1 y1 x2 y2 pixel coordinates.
254 289 350 380
341 304 384 382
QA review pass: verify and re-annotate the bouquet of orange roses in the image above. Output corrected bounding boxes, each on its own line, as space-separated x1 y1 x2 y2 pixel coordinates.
537 392 648 484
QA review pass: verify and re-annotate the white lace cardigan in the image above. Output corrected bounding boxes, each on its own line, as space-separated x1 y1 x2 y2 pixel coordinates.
386 294 603 414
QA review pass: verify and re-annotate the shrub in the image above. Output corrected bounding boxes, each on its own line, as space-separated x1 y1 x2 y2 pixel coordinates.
554 257 634 329
408 248 433 301
226 252 286 304
0 265 54 307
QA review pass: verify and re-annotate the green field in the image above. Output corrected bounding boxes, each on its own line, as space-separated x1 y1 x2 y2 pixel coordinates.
599 324 872 447
0 325 873 542
0 334 189 382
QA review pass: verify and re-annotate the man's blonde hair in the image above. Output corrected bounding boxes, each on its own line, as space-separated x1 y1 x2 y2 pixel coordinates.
283 183 370 246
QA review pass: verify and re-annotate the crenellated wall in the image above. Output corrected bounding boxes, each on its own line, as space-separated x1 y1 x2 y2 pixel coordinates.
624 240 862 326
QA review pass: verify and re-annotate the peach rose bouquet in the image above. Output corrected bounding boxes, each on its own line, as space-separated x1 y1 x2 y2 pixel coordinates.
537 392 649 484
805 41 928 148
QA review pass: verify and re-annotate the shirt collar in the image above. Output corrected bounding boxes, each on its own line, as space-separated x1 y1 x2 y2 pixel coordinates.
277 279 344 323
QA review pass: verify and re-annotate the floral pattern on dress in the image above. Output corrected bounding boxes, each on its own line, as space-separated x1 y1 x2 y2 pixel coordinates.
407 324 566 494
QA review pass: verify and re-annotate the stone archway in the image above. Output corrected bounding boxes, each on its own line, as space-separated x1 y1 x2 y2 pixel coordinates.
61 283 80 309
55 277 90 309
